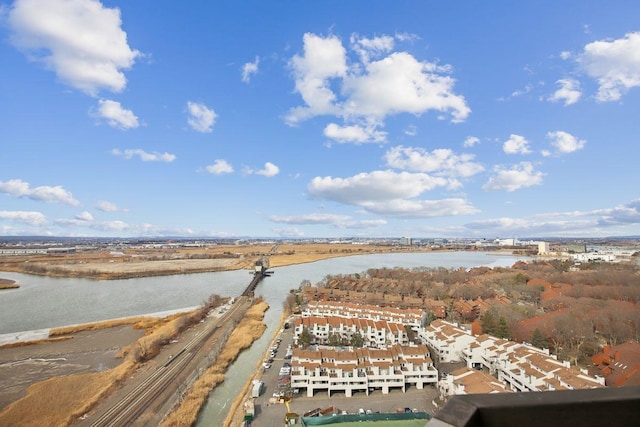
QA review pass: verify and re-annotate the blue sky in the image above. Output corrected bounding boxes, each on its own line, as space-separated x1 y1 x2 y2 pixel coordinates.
1 0 639 239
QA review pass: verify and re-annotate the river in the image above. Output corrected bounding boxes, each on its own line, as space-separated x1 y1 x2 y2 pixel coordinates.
0 251 525 425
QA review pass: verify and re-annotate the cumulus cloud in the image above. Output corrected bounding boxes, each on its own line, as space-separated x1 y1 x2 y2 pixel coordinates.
286 32 470 143
92 99 139 129
245 162 280 177
323 123 387 144
578 31 640 102
74 211 94 222
112 148 176 162
96 200 127 212
241 56 259 83
503 134 532 155
463 136 480 148
0 210 47 226
548 78 582 105
350 33 395 63
384 146 484 178
482 162 544 192
187 101 217 132
0 179 79 205
359 198 479 218
308 170 449 204
7 0 140 96
306 170 477 218
204 159 234 175
286 33 347 124
545 130 586 155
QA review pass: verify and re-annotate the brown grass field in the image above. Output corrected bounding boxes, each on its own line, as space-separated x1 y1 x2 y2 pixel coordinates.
160 300 269 427
0 307 207 426
0 243 428 280
0 278 19 289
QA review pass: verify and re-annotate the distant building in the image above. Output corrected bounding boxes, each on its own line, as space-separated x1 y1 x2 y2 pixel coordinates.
538 242 550 255
400 237 412 246
566 242 587 253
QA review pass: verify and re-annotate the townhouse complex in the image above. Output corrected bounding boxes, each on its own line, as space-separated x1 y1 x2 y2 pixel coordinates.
290 302 605 400
290 344 439 397
420 320 605 395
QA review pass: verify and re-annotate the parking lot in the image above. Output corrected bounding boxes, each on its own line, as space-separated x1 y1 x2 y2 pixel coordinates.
249 323 438 427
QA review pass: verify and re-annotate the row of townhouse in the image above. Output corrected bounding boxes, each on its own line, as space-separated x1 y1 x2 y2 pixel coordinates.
290 344 439 397
304 301 425 327
294 315 409 348
421 320 604 394
439 367 511 397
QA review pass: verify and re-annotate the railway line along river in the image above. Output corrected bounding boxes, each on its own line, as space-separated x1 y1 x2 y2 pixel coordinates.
0 251 526 424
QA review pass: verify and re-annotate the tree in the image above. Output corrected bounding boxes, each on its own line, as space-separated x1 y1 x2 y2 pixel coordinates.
283 292 297 314
298 327 312 348
481 309 498 335
328 333 341 346
497 316 510 339
350 332 364 348
531 328 549 349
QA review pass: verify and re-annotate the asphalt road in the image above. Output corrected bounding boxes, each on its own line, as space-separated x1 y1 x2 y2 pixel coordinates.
249 323 439 427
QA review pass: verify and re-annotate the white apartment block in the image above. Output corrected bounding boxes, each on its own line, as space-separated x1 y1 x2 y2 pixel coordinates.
305 301 425 328
439 367 511 397
294 315 409 348
290 344 438 397
422 320 604 393
417 320 476 363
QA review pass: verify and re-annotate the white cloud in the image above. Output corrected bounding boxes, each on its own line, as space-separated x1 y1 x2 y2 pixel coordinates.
546 130 586 154
241 56 259 83
187 101 217 133
245 162 280 177
96 200 127 212
342 51 470 122
578 32 640 101
205 159 234 175
350 33 394 63
502 134 532 155
75 211 94 221
269 213 387 229
286 32 470 140
269 213 351 225
323 123 387 144
7 0 140 96
112 148 176 162
0 178 79 205
461 199 640 237
93 99 139 129
384 146 484 178
0 210 47 226
286 33 347 124
359 198 479 218
548 78 582 105
306 169 476 218
463 136 480 148
308 170 449 204
482 162 544 192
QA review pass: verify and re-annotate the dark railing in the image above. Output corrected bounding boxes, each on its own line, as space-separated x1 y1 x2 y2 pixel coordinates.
427 386 640 427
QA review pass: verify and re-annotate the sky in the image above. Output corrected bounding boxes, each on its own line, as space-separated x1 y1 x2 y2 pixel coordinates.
1 0 640 239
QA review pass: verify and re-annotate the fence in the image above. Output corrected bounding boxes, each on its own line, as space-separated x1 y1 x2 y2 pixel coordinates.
301 411 430 425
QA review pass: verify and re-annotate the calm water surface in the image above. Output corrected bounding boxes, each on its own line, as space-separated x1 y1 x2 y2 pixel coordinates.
0 251 525 426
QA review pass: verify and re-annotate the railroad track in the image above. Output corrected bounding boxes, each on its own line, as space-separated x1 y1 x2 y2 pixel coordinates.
88 297 248 427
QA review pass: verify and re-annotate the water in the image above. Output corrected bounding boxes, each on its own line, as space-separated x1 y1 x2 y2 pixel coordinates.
0 251 525 425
